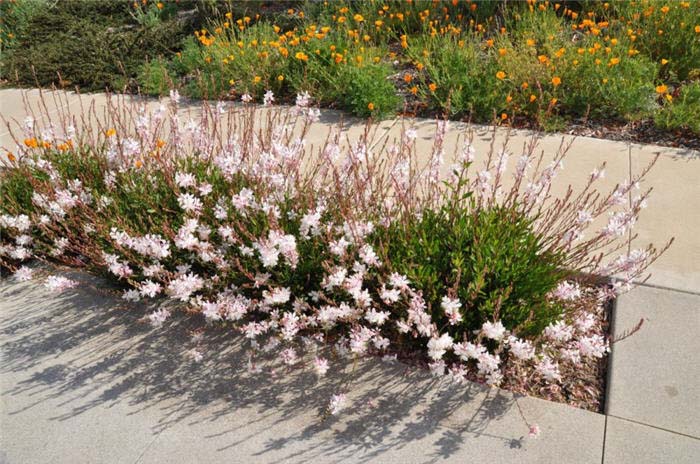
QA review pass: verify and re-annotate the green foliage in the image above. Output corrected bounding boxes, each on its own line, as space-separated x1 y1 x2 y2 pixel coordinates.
654 82 700 134
139 57 176 96
382 199 567 338
1 1 196 91
407 33 501 119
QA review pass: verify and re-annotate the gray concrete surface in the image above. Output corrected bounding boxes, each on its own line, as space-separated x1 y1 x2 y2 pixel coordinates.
603 417 700 464
1 268 605 464
607 286 700 438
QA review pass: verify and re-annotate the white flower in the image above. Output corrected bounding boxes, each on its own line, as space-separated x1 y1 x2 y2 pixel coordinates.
427 333 453 360
553 281 581 301
441 296 462 325
263 287 291 306
389 273 410 290
536 356 561 382
263 90 275 106
481 320 506 340
380 285 401 304
201 300 222 321
13 266 33 282
544 321 574 342
429 360 446 377
280 348 298 365
328 393 346 415
139 281 162 298
295 91 311 108
577 335 608 358
44 275 78 293
359 244 381 267
166 273 204 301
364 308 390 326
241 93 253 103
314 357 329 377
177 193 202 214
329 237 350 257
453 341 486 361
188 349 204 363
148 308 171 328
506 336 535 360
175 172 196 188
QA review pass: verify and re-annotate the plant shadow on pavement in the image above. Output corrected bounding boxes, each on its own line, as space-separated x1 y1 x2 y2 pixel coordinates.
0 269 525 462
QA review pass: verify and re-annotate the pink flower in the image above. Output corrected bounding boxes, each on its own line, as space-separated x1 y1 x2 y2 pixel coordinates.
328 393 346 415
441 296 462 325
528 424 541 438
44 275 78 293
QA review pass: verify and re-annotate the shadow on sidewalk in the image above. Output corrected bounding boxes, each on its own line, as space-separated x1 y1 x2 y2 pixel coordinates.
0 269 524 463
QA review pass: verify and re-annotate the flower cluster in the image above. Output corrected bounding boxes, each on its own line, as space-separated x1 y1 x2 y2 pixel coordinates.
1 89 668 420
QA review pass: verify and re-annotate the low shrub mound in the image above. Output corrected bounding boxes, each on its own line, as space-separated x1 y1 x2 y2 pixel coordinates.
0 91 669 415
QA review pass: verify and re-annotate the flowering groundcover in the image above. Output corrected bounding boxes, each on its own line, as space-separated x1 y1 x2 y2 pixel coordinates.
0 90 670 424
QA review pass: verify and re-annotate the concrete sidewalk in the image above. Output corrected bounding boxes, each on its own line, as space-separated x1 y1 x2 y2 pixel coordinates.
1 89 699 463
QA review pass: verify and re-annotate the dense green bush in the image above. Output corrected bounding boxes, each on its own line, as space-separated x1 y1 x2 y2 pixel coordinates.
382 200 567 338
654 82 700 134
1 0 196 91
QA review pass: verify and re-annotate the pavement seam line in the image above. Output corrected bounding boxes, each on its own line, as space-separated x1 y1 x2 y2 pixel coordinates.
0 92 80 138
601 414 608 464
606 414 700 441
631 280 700 297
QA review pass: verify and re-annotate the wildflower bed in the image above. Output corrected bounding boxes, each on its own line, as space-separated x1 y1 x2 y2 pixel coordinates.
1 0 699 145
0 90 670 420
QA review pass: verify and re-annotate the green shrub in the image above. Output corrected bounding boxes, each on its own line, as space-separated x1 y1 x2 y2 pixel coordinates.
407 32 502 119
1 1 195 91
654 82 700 134
138 58 176 96
382 199 567 338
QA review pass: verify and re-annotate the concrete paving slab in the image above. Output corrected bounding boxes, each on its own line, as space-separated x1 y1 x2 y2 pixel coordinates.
0 268 606 464
607 286 700 438
603 417 700 464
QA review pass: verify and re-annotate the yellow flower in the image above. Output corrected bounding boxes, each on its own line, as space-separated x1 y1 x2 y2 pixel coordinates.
695 25 700 33
498 48 507 56
661 59 669 65
608 57 620 66
526 39 535 46
229 79 235 86
496 70 506 80
277 75 284 82
529 94 537 102
551 76 561 86
353 14 364 22
295 51 309 61
410 86 418 95
253 76 262 84
428 82 437 92
105 129 116 137
500 113 508 120
6 152 16 162
506 95 513 103
665 94 673 102
367 102 375 111
156 2 163 10
660 6 669 14
655 84 668 94
225 12 232 19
